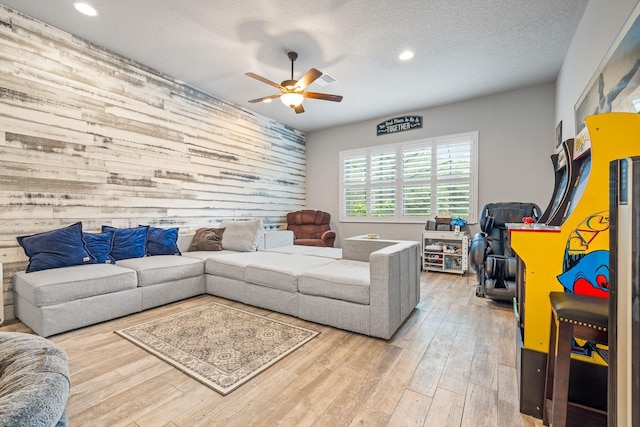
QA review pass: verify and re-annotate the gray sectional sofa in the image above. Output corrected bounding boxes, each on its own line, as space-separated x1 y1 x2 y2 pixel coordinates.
13 225 421 340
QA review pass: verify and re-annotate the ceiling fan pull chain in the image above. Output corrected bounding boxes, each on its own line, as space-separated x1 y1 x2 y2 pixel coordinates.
291 55 295 79
288 51 298 80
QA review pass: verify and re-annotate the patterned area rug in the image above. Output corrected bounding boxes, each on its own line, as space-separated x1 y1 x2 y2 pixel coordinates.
116 302 319 395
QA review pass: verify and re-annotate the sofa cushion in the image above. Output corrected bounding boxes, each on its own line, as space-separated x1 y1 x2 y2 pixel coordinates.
145 226 180 256
220 219 262 252
301 247 342 259
102 225 149 261
244 254 337 293
83 231 115 264
188 227 225 252
13 264 138 307
17 222 95 273
298 260 371 304
205 252 287 281
265 245 343 259
116 255 204 287
263 245 325 255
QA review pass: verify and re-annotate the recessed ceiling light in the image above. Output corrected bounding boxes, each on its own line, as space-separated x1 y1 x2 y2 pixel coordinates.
399 50 414 61
74 2 98 16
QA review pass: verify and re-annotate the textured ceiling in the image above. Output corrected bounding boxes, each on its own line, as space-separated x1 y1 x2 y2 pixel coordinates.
1 0 589 133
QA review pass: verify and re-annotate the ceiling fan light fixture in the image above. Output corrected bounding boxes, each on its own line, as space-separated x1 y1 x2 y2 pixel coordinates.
246 51 341 113
280 92 304 108
399 50 414 61
73 2 98 16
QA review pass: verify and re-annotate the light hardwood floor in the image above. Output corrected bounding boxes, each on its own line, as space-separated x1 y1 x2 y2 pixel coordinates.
1 272 545 426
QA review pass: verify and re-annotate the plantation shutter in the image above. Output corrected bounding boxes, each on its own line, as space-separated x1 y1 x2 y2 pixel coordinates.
435 137 472 216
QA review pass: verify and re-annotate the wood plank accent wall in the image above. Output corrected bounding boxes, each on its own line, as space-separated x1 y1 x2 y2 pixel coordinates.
0 6 306 321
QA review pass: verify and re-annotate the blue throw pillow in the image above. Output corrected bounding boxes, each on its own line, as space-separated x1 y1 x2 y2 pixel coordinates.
83 231 116 264
101 225 149 261
144 226 181 256
17 222 96 273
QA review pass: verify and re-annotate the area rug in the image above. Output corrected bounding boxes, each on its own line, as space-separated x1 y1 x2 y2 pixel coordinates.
115 302 319 395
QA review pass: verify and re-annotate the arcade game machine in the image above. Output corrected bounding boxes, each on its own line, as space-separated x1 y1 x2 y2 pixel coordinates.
609 156 639 427
508 112 640 419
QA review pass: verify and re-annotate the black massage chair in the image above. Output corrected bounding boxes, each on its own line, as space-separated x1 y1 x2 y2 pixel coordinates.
469 202 541 301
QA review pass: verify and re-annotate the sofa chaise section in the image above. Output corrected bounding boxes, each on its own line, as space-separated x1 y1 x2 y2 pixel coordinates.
297 238 421 339
297 259 371 335
13 264 141 337
368 241 421 338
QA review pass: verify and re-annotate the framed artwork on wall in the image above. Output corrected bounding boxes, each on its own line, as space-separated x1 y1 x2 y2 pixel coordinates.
555 120 563 149
575 3 640 134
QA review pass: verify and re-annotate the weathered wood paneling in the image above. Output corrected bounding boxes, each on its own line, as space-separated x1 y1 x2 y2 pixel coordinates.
0 6 306 321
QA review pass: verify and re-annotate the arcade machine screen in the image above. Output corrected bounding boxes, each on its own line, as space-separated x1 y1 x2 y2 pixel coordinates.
562 154 592 223
544 139 576 226
549 167 569 219
538 153 567 224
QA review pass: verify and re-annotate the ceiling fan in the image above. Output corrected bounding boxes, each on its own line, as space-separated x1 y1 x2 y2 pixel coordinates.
246 51 343 114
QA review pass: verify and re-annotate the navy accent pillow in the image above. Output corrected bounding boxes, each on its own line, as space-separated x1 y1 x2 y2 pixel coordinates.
17 222 96 273
145 226 181 256
83 231 115 264
101 225 149 261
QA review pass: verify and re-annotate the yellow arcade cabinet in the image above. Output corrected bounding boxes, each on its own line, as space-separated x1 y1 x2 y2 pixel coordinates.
509 112 640 418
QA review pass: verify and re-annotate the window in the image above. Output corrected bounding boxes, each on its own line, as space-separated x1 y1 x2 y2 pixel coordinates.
339 132 478 223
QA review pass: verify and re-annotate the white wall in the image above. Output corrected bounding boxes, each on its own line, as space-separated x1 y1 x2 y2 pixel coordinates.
305 82 556 244
556 0 638 137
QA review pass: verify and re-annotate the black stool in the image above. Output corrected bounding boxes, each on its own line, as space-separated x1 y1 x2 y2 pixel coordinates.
543 292 608 427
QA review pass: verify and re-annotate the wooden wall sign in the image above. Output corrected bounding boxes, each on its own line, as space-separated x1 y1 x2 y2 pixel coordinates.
377 116 422 135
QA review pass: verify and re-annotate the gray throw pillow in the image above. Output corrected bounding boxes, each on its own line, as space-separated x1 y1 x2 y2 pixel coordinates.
188 228 225 251
220 219 263 252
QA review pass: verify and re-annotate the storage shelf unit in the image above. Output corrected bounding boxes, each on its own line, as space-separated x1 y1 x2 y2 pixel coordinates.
422 230 469 274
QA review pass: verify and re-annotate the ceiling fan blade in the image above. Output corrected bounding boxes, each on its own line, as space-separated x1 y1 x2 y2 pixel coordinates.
304 92 343 102
294 104 305 114
248 94 282 103
295 68 322 91
245 72 285 90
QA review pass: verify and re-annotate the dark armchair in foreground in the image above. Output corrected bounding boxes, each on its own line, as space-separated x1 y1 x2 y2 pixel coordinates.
469 202 541 301
286 210 336 247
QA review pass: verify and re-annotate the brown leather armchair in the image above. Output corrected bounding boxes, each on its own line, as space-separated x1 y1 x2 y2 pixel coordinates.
286 210 336 247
